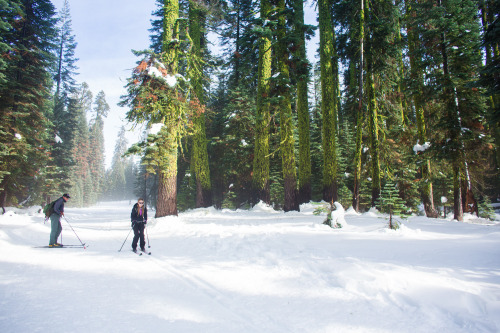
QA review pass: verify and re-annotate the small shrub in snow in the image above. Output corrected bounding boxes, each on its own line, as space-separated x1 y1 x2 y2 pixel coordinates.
375 181 409 230
478 196 495 221
314 202 344 228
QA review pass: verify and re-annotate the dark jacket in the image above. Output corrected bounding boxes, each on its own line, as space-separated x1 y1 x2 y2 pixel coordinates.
131 203 147 223
53 197 65 216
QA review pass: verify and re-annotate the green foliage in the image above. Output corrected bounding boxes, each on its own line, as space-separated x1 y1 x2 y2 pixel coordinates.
0 0 57 205
314 202 343 229
252 0 273 205
53 0 78 99
318 0 339 203
177 170 196 211
376 181 409 230
208 84 256 209
478 196 495 221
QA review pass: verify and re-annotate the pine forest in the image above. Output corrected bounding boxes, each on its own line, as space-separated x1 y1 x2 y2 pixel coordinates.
0 0 498 223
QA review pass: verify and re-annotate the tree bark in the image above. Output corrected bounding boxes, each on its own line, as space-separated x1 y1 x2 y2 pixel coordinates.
293 0 311 205
277 0 299 212
318 0 339 203
189 3 212 208
352 0 365 212
252 0 272 205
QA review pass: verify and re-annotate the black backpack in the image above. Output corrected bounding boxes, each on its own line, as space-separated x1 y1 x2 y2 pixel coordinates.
43 200 56 218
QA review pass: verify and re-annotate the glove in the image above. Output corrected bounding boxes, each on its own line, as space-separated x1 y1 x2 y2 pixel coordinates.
131 221 136 228
144 220 147 225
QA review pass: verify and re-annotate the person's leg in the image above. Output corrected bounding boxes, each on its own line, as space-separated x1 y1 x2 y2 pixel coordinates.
139 223 146 250
56 221 62 244
49 214 59 245
132 224 139 250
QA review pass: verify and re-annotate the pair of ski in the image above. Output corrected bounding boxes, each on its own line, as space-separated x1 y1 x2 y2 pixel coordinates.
133 249 151 256
35 243 87 249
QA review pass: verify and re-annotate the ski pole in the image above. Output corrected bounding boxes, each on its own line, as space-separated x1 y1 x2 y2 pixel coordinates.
62 215 86 249
119 227 133 252
145 224 150 248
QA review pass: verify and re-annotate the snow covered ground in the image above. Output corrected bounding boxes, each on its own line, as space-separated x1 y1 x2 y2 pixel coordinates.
1 201 499 333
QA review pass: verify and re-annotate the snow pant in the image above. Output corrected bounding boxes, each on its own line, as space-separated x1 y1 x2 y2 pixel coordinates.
132 222 146 250
49 214 62 245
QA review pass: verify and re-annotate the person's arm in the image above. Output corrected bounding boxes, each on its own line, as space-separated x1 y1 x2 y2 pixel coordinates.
131 206 136 227
131 206 137 221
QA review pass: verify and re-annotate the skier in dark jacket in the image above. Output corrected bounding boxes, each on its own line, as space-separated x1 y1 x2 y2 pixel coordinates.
49 193 70 247
131 198 148 252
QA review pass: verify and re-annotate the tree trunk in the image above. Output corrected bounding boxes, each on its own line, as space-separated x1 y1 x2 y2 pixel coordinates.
189 3 212 208
252 0 272 205
156 170 177 217
318 0 339 203
366 69 380 206
293 0 311 205
0 183 6 214
439 1 463 221
154 0 180 217
352 0 365 212
366 0 380 207
452 162 463 221
277 0 299 212
407 3 438 218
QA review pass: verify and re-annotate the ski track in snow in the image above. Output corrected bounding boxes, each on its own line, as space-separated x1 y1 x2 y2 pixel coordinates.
0 201 499 333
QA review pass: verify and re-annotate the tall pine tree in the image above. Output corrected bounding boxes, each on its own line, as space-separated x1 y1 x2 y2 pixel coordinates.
88 90 109 203
276 0 299 211
252 0 272 205
0 0 57 209
189 0 212 208
318 0 339 203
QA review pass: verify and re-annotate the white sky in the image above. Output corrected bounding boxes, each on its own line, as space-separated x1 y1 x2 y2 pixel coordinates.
51 0 319 169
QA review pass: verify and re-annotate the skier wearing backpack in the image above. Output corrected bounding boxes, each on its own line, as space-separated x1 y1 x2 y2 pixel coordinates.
131 198 147 252
49 193 71 247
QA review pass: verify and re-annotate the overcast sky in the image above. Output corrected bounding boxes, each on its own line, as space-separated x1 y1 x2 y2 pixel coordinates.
51 0 319 169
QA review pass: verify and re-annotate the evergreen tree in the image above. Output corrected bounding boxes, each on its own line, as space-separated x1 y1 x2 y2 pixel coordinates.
276 0 299 211
213 85 256 209
68 83 93 206
347 0 365 212
309 64 324 201
0 0 57 209
479 0 499 199
375 181 408 229
50 0 80 199
0 0 19 187
291 0 312 204
107 126 130 200
252 0 272 205
88 91 109 203
365 0 380 207
218 0 258 90
122 0 197 217
207 73 227 209
54 0 78 100
0 0 19 85
318 0 339 203
411 0 488 220
406 0 438 218
209 0 259 209
478 195 495 220
189 0 212 208
134 160 158 209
